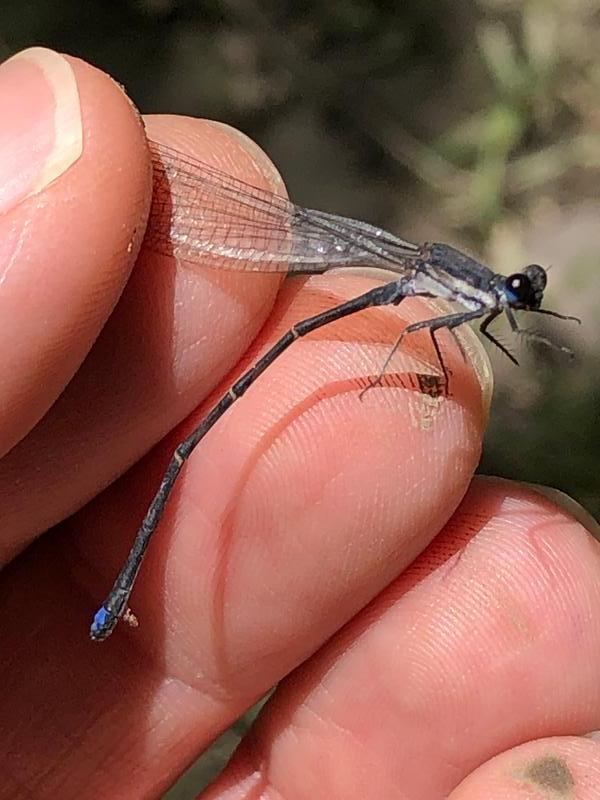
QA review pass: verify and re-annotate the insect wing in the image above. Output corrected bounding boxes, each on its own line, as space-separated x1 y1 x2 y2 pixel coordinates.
144 140 422 275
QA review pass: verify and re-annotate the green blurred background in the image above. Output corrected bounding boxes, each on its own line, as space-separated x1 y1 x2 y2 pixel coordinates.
2 0 598 795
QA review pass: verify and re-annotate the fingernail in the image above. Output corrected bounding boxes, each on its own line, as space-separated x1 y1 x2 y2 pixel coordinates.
523 483 600 540
0 47 83 215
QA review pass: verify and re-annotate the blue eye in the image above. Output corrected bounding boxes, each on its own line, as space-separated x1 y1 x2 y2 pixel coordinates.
505 274 532 305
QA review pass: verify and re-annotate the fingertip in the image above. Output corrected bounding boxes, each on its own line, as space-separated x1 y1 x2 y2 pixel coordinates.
122 274 486 678
143 114 286 195
450 736 600 800
135 115 287 376
519 482 600 540
0 47 151 454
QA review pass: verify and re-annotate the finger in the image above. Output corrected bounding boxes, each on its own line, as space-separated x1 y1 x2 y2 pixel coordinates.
0 271 486 794
202 480 600 799
449 736 600 799
80 272 488 675
0 113 284 564
0 47 149 459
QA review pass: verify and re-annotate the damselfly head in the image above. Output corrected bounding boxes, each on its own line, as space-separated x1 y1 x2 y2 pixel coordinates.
504 264 547 310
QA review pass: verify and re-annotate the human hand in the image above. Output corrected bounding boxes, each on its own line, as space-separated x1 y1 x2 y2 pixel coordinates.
1 47 599 799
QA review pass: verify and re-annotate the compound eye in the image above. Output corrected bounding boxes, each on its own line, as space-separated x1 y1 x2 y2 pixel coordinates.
505 273 533 305
523 263 547 289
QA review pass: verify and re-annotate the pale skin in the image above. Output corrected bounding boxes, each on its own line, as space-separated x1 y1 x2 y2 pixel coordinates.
1 49 600 799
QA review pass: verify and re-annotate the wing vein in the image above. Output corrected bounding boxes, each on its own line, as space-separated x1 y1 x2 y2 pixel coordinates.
144 139 424 275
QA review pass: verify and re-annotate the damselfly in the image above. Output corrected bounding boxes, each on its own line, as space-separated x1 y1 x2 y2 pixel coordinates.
90 139 579 641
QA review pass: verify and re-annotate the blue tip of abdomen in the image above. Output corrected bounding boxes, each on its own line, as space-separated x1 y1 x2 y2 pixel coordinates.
90 606 110 639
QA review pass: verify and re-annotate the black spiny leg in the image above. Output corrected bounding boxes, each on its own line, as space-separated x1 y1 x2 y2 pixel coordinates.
480 311 519 366
401 307 487 388
504 307 574 359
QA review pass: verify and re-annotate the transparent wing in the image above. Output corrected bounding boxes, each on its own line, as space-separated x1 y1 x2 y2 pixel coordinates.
143 140 424 274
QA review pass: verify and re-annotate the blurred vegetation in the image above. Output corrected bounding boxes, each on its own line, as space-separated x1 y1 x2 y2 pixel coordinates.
1 0 599 795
